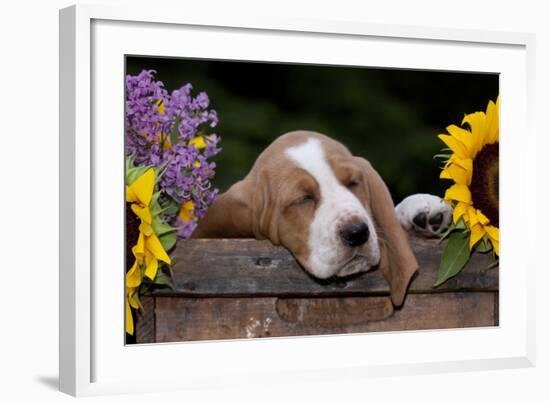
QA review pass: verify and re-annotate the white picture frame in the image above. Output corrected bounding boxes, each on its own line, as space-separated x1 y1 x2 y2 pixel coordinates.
59 3 536 397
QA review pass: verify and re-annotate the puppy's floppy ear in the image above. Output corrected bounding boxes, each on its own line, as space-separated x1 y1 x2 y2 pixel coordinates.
191 179 255 238
192 172 277 240
355 157 418 306
249 169 280 244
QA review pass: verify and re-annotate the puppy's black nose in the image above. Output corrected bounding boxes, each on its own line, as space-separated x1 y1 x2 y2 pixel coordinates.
340 221 369 247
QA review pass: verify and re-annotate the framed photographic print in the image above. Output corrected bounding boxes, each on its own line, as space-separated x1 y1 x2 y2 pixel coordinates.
59 3 536 397
123 57 501 345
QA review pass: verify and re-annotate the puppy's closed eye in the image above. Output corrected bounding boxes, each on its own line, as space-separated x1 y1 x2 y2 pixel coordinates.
346 180 359 190
291 193 316 207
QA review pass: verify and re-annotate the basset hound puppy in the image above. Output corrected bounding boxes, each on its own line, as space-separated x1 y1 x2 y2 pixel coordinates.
193 131 452 307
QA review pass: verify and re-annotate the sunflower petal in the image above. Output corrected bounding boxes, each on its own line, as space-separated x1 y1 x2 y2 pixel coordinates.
469 224 485 249
438 134 469 159
132 232 145 258
440 168 452 180
490 238 500 256
126 260 142 288
454 158 473 185
440 163 469 185
453 158 473 173
131 203 152 224
144 250 159 280
453 202 470 224
127 169 155 206
485 225 499 242
485 98 499 144
145 233 171 264
468 207 479 226
446 125 474 156
139 221 153 236
445 184 472 204
462 111 487 154
476 209 490 226
126 186 139 203
126 297 134 335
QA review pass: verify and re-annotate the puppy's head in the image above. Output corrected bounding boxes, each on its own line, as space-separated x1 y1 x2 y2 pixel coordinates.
273 133 379 279
194 131 418 305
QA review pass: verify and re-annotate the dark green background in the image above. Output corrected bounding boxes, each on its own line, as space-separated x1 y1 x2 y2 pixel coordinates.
126 56 498 202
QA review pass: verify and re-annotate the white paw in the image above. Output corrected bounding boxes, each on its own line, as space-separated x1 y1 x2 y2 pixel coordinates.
395 194 453 238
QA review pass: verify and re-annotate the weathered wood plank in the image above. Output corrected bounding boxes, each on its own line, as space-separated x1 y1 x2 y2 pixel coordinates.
134 296 155 344
153 237 498 297
367 293 497 332
152 293 496 342
276 297 393 327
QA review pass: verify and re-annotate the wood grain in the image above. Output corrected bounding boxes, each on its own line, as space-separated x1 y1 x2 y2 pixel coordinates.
134 296 155 344
154 293 496 342
153 237 498 297
135 237 499 344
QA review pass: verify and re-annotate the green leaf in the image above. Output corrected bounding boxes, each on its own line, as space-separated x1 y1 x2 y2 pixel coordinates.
153 268 175 289
158 231 177 252
438 224 454 242
149 192 163 215
475 236 493 253
161 197 181 216
126 165 151 185
170 115 182 146
434 230 472 287
438 218 466 242
125 156 136 173
131 291 144 311
152 217 178 236
151 195 181 218
454 218 466 230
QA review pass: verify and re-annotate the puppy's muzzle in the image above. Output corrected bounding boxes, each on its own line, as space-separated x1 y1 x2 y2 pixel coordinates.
340 220 369 247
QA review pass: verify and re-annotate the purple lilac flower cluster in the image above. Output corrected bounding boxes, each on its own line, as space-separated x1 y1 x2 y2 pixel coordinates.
126 70 221 238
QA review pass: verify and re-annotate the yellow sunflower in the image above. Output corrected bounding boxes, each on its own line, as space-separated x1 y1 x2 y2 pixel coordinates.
125 168 172 335
438 97 499 255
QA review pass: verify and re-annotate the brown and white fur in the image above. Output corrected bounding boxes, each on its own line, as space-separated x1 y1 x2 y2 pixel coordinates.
193 131 451 306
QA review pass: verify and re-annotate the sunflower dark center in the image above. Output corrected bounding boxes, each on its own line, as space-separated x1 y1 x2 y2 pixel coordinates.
470 143 499 227
126 203 141 271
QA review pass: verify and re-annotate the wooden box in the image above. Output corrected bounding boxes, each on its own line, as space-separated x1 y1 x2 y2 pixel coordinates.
135 236 498 343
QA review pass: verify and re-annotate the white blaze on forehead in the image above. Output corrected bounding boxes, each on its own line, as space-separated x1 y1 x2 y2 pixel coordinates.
284 138 380 279
285 138 341 197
